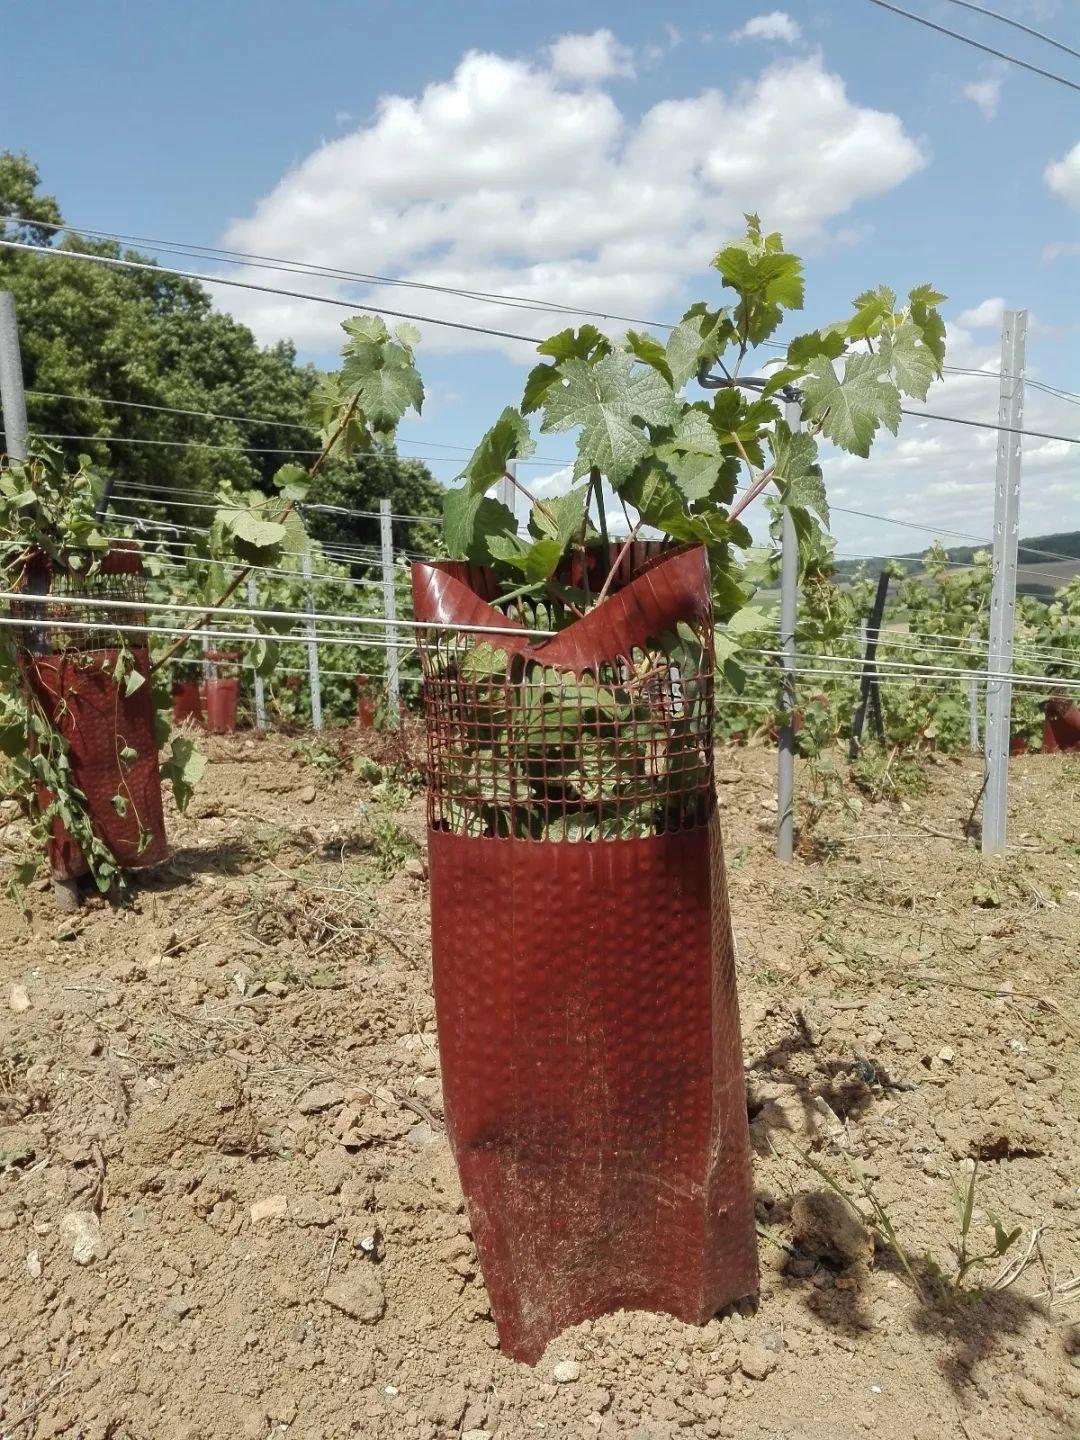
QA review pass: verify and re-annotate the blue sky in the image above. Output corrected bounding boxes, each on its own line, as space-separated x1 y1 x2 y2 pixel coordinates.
2 0 1078 553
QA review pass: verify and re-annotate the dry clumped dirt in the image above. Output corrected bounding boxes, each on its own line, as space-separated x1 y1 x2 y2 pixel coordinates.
0 731 1078 1440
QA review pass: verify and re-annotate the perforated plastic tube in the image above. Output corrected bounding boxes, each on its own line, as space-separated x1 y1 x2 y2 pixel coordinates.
413 544 758 1363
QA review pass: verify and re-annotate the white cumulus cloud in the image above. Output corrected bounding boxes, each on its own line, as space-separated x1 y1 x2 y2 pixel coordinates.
956 297 1004 329
962 73 1002 120
213 45 924 358
730 12 802 43
548 29 635 84
1045 139 1080 209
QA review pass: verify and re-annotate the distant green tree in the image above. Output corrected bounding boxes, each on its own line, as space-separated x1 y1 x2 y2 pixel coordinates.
306 450 443 555
0 151 442 559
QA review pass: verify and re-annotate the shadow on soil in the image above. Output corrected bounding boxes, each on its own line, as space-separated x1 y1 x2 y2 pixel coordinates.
745 1008 1056 1396
141 838 260 887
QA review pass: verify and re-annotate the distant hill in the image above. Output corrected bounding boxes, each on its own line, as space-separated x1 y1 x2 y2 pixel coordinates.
831 531 1080 599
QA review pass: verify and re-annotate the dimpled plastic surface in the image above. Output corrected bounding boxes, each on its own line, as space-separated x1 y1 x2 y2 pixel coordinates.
413 544 758 1364
172 681 203 726
23 648 167 881
204 678 240 734
1043 699 1080 753
12 545 167 882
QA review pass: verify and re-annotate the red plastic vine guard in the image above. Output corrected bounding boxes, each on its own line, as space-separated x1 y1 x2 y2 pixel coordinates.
15 545 167 883
356 673 376 731
204 678 239 733
1043 698 1080 753
172 681 203 725
413 544 758 1364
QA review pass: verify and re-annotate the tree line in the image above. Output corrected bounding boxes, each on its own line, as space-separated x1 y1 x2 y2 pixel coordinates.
0 151 442 557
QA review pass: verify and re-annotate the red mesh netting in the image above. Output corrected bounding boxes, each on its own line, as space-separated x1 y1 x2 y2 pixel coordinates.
413 543 757 1363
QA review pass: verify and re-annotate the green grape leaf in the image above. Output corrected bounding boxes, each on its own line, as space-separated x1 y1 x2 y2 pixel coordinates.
339 315 424 437
624 330 673 385
909 283 947 308
462 407 534 495
655 409 729 503
529 486 588 548
714 226 805 345
522 362 562 415
280 509 309 558
218 506 288 561
769 420 828 523
252 637 280 677
665 304 732 389
536 324 612 363
711 566 752 623
460 642 511 679
307 372 369 457
623 463 750 553
909 296 947 373
715 245 805 311
844 285 896 341
765 327 849 392
766 325 852 394
707 388 776 468
486 534 563 582
880 319 937 401
123 668 146 698
272 463 310 502
788 329 848 366
801 352 901 458
0 722 25 758
726 603 772 637
161 735 207 814
539 354 679 483
442 486 517 563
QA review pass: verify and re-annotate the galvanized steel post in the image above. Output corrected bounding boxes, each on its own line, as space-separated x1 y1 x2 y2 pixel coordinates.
983 310 1027 855
0 293 29 461
380 498 401 728
777 400 801 862
303 548 323 732
247 575 266 729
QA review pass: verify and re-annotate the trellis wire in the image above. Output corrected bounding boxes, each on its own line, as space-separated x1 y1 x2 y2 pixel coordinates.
137 550 388 591
15 587 1080 681
5 237 1079 447
2 605 1076 694
0 588 557 639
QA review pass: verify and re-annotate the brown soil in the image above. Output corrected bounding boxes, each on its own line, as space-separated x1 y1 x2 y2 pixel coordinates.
1 734 1077 1440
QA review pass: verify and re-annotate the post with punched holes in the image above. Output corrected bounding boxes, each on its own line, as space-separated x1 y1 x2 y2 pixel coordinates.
380 498 401 728
777 399 800 862
0 293 29 462
247 575 266 729
303 548 323 732
982 309 1027 855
